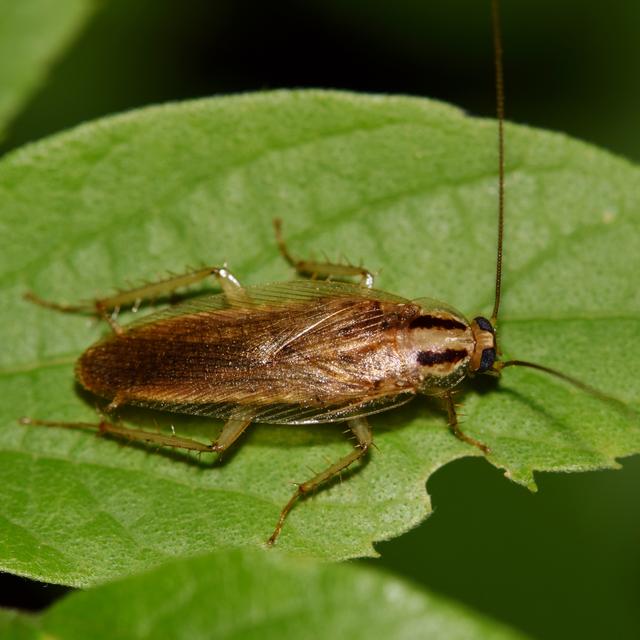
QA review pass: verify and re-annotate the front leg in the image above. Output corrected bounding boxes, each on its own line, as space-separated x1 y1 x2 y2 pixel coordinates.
443 391 490 454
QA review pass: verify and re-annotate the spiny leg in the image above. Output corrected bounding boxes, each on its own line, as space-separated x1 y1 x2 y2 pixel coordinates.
267 417 373 546
273 218 374 288
443 391 491 454
25 266 244 334
19 412 252 456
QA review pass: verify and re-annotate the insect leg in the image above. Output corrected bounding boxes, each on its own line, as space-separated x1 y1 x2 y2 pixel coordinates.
19 417 215 452
95 266 244 306
273 218 374 288
267 416 372 545
443 392 491 454
25 266 243 333
20 412 252 455
212 412 253 453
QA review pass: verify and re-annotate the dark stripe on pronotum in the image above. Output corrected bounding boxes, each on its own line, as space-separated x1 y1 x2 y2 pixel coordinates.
416 349 468 366
409 315 467 331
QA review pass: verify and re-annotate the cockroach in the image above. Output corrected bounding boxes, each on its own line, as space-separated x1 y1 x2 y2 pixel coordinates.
20 0 615 545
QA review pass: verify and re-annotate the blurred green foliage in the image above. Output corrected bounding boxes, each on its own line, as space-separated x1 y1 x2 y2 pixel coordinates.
0 0 95 138
3 0 640 162
1 549 533 640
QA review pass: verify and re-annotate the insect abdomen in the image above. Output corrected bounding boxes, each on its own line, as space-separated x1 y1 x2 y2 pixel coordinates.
76 295 423 417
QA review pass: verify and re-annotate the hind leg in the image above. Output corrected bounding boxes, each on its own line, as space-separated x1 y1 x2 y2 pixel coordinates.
25 266 244 334
19 411 253 455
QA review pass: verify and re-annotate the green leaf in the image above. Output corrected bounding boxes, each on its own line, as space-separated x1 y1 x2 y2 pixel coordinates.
0 610 40 640
1 549 531 640
1 91 638 586
0 0 96 137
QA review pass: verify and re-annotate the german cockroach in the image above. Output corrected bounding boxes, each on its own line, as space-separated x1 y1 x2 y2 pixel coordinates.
20 0 617 545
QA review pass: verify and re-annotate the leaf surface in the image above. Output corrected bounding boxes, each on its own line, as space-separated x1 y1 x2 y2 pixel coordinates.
1 91 638 585
1 550 531 640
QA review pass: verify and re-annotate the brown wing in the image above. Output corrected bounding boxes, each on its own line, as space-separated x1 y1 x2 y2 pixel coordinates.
77 281 421 424
127 280 411 322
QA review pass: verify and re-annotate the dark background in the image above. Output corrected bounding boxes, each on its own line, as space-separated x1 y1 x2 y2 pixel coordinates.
2 1 639 638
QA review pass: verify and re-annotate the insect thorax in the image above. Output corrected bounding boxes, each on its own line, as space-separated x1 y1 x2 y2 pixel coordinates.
397 301 475 393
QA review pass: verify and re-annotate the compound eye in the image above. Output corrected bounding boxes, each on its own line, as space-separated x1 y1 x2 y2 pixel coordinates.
473 316 495 334
478 347 496 373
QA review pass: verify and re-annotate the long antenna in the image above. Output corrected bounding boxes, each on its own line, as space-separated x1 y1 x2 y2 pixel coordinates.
497 360 637 416
490 0 505 325
488 3 636 423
